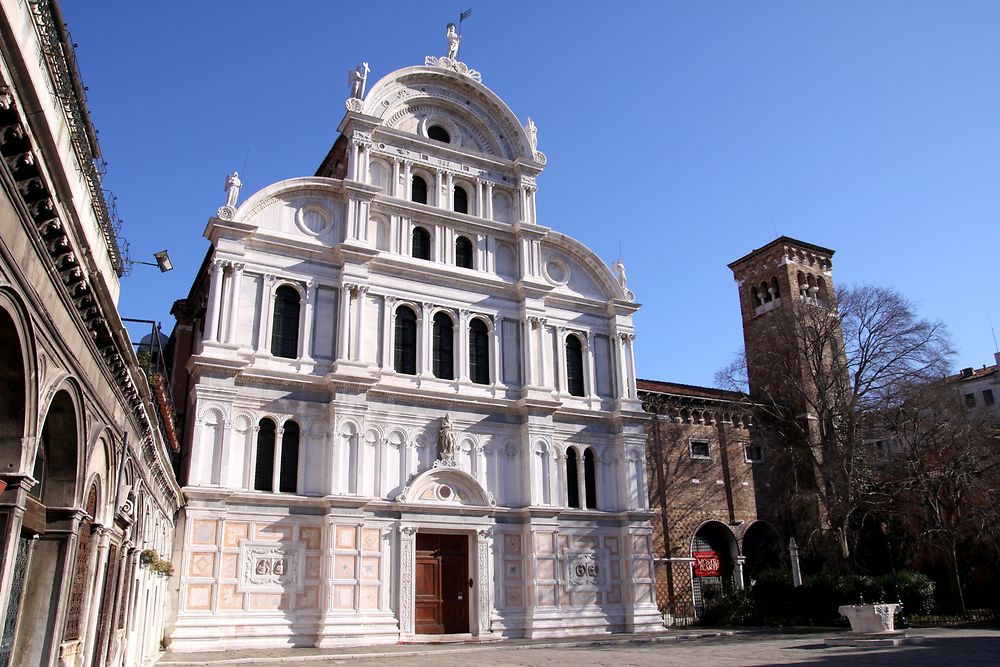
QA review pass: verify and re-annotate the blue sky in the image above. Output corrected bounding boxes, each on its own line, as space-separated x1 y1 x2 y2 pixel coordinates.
62 1 1000 386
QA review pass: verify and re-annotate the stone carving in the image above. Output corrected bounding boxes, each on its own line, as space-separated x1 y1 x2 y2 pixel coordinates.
613 258 635 300
477 528 492 632
837 603 902 634
566 552 603 588
446 23 461 59
349 61 370 100
424 56 482 83
239 543 303 593
218 171 241 219
525 118 538 151
436 414 458 467
399 527 417 634
345 97 363 113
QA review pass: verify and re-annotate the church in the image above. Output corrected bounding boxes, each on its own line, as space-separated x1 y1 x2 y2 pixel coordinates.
165 26 661 650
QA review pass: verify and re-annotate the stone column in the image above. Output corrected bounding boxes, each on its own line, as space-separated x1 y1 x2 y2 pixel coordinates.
576 452 587 510
555 449 567 507
434 169 444 208
353 285 369 362
272 426 284 492
381 295 396 370
585 330 598 400
203 259 225 343
403 161 412 200
484 181 494 220
523 318 537 387
82 527 112 667
418 302 433 377
446 172 454 211
399 526 418 635
225 262 244 344
538 319 551 388
475 179 484 217
337 284 353 361
458 309 470 382
615 332 629 400
734 556 746 590
517 186 527 223
526 187 537 226
258 274 277 355
491 318 503 386
555 327 568 395
624 333 638 399
476 528 494 635
300 280 316 361
391 159 401 197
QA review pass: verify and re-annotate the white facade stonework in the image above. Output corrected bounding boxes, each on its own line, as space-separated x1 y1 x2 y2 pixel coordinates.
167 41 660 650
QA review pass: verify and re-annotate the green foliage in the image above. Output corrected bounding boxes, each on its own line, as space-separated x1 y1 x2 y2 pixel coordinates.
699 569 936 626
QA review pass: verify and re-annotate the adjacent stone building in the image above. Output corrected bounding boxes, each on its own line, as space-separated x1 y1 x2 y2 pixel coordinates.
164 33 660 651
0 1 182 665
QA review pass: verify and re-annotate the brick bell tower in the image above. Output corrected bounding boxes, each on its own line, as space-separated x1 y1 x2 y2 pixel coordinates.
727 237 840 540
727 236 837 403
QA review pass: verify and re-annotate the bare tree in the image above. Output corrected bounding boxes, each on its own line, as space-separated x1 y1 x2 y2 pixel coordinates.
717 285 952 567
877 384 1000 613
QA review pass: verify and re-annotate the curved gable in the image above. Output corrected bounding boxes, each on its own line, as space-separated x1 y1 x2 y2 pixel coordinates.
362 66 534 162
542 233 631 303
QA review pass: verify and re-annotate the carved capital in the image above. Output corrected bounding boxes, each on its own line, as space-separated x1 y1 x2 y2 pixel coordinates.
400 526 418 538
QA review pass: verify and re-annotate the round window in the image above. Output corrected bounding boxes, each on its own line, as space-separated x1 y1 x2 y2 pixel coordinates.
427 125 451 143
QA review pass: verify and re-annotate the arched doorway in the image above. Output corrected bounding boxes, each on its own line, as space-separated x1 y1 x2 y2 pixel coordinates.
8 388 81 667
741 521 783 582
0 304 27 471
690 521 738 617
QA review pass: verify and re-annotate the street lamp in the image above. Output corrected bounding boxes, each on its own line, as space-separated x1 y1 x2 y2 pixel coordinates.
131 250 173 273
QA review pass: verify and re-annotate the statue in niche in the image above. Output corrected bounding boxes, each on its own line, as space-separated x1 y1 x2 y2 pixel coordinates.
272 558 285 576
525 118 538 151
349 62 370 99
254 558 271 575
613 258 628 290
224 171 242 209
446 23 461 60
438 414 457 463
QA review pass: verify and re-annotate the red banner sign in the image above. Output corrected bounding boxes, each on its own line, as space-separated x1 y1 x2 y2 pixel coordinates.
693 550 721 577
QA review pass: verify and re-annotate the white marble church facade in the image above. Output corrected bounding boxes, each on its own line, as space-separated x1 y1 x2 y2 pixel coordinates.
166 33 660 651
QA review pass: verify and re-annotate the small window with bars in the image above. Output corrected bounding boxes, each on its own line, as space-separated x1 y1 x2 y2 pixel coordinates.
690 440 710 460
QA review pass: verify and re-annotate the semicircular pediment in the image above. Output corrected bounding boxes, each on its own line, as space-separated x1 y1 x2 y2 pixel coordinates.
396 465 495 508
362 66 533 162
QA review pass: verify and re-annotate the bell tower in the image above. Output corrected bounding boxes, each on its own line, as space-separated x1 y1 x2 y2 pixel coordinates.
728 236 837 402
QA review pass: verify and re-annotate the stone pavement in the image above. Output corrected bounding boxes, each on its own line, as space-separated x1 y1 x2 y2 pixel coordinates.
156 626 1000 666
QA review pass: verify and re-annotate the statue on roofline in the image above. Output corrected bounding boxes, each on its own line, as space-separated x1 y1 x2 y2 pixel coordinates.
446 23 461 60
349 62 370 100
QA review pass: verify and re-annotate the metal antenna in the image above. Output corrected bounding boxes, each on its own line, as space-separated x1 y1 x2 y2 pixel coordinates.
988 309 999 353
241 148 250 181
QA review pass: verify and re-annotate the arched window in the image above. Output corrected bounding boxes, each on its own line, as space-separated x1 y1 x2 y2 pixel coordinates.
279 421 299 493
750 285 761 307
394 306 418 375
454 186 469 214
455 236 474 269
412 226 431 261
427 125 451 143
432 312 454 380
254 418 276 491
566 334 585 397
760 282 771 303
770 276 780 299
469 318 490 385
583 447 597 509
566 448 580 508
271 285 300 358
411 175 428 204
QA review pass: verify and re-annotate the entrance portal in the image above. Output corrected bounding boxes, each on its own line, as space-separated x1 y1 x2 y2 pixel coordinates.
414 533 469 634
